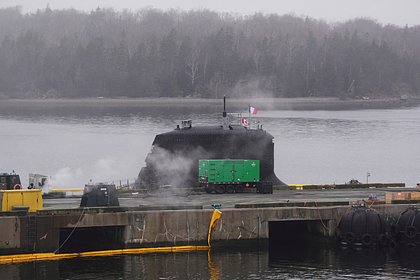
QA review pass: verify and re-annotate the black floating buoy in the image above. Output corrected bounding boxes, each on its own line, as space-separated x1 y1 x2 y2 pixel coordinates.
389 206 420 249
336 205 386 248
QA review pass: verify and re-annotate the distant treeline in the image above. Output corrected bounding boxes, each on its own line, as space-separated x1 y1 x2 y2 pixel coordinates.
0 6 420 99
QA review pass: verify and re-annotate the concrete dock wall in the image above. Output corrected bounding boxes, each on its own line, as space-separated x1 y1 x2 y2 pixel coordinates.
0 217 20 250
0 204 413 255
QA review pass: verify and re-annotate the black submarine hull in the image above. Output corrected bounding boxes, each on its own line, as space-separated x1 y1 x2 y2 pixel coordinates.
137 124 285 190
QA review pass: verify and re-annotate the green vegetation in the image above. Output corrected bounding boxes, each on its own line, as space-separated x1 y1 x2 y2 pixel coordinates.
1 7 419 99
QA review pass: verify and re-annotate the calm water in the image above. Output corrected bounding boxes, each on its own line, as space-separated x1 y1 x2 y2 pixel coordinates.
0 101 419 187
1 246 420 279
1 101 420 279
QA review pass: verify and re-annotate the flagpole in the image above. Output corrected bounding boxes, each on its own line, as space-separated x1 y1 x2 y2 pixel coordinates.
248 105 251 129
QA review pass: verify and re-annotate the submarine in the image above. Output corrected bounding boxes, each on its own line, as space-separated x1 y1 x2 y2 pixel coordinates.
136 97 285 191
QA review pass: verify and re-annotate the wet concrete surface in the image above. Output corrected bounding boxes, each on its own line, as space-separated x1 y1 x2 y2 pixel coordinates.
42 188 397 210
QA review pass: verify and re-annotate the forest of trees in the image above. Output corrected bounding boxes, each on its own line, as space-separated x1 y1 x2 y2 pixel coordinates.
0 6 420 99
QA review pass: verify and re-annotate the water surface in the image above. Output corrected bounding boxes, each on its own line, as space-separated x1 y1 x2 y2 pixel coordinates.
1 246 419 279
0 101 419 187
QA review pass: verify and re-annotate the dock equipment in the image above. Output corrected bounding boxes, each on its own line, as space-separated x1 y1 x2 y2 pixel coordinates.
0 173 22 190
0 189 43 212
80 183 119 207
199 159 273 194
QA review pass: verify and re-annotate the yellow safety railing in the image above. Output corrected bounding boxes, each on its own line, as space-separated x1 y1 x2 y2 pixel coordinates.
50 188 83 193
287 184 305 190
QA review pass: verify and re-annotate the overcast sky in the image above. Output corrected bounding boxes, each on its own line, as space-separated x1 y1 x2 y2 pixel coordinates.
0 0 418 26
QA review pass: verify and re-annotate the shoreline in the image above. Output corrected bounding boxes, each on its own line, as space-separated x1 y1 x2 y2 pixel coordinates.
0 96 419 111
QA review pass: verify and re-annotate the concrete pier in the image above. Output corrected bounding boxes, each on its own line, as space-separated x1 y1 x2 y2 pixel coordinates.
0 199 413 255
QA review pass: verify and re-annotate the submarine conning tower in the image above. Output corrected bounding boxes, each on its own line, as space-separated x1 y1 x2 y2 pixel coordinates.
136 97 285 190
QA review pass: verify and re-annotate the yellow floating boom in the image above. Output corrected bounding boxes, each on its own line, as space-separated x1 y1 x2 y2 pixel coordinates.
0 246 210 264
